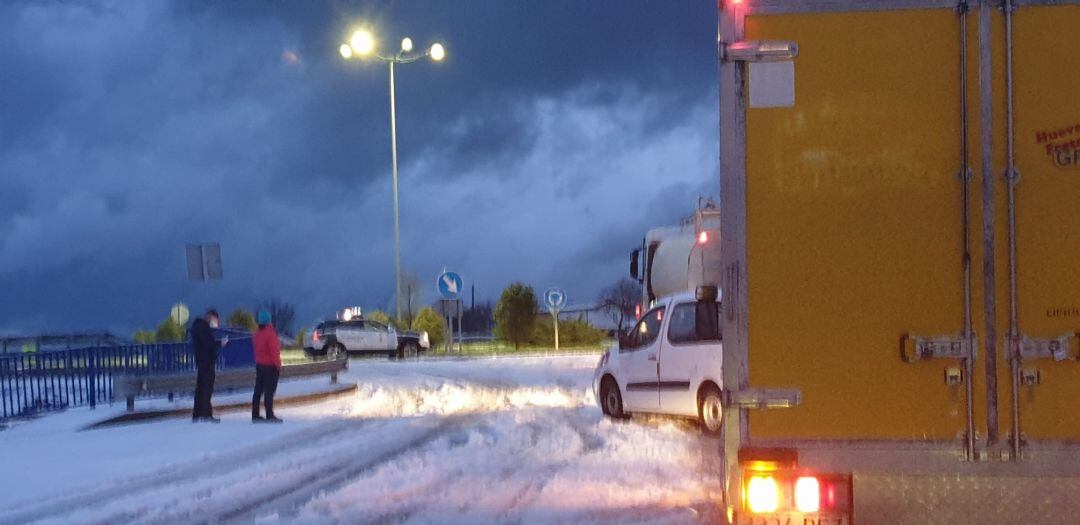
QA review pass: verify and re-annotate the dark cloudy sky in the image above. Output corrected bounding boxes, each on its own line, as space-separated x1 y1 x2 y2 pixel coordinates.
0 1 719 336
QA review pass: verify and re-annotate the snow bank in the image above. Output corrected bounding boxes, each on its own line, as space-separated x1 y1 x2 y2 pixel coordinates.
0 354 721 525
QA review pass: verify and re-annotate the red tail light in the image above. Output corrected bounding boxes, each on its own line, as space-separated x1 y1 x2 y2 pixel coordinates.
698 231 709 244
635 304 642 319
313 330 320 342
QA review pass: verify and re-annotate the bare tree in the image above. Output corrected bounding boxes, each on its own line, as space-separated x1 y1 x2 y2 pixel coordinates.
259 299 296 336
598 278 639 333
388 269 423 327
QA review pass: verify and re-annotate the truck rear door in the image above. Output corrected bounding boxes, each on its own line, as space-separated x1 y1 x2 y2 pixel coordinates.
741 6 972 444
1008 4 1080 447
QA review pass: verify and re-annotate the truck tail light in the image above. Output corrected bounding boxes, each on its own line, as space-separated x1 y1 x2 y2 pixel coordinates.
794 476 820 513
746 476 779 513
739 448 852 519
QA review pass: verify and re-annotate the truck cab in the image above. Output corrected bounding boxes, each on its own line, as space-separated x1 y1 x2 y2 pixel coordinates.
594 288 724 434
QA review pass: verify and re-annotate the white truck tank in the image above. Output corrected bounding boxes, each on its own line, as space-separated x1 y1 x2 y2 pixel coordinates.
632 202 722 308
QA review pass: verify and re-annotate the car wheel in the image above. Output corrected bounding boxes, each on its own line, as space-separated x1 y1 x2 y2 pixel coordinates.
698 384 724 436
404 342 419 358
600 377 627 420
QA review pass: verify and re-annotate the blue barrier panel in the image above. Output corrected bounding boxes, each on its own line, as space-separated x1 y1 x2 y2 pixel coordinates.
0 338 257 423
213 328 256 369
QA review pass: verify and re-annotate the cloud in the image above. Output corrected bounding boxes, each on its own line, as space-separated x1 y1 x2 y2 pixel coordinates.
0 1 719 335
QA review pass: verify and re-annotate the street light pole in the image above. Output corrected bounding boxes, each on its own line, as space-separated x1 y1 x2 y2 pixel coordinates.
340 31 444 324
389 60 402 320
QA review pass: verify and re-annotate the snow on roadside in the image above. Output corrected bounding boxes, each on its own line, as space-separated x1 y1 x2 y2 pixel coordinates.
0 354 722 525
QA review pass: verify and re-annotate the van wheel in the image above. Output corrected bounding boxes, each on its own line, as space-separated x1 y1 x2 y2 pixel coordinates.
600 377 628 420
698 384 724 436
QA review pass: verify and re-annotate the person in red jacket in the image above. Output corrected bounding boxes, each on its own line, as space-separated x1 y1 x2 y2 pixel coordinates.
252 308 282 423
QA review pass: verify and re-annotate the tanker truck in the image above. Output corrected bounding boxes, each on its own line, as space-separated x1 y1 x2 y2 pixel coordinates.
630 200 722 310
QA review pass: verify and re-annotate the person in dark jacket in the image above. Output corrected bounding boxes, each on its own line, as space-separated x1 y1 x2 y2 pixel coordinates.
191 309 228 422
252 308 283 423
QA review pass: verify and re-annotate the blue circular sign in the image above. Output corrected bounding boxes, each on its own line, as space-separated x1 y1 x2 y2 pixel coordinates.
437 271 463 300
544 288 567 310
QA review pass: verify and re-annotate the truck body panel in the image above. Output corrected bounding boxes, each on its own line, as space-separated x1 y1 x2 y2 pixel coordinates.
718 0 1080 521
744 8 968 441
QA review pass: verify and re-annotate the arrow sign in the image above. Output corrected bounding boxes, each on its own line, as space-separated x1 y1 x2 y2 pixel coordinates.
437 271 463 300
544 288 567 310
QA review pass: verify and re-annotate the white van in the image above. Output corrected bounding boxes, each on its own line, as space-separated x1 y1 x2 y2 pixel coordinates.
593 288 724 434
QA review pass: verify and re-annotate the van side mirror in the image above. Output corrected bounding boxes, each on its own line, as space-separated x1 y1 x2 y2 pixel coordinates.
695 300 721 341
629 249 640 281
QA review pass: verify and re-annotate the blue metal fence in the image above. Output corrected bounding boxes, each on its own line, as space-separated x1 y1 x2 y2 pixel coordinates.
0 329 256 422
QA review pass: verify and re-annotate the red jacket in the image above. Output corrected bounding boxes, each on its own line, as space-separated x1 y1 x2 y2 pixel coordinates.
253 324 282 368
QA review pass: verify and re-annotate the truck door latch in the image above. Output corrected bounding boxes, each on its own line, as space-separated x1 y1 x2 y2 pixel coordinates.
900 333 976 363
1014 333 1076 361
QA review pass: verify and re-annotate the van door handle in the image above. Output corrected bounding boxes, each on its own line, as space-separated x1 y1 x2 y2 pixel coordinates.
647 354 657 362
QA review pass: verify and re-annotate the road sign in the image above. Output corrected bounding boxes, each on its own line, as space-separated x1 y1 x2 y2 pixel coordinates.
544 288 567 310
437 271 463 300
186 243 223 282
170 303 190 325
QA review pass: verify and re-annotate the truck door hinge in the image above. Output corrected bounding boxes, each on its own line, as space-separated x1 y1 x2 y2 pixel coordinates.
724 388 802 410
721 40 799 63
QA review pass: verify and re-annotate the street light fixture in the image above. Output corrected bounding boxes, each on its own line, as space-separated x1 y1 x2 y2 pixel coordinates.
340 27 446 322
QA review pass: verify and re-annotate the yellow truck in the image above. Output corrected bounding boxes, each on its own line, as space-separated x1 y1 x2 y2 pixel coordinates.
716 0 1080 522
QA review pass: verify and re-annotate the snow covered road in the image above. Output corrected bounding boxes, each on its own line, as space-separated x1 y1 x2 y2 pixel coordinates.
0 355 723 524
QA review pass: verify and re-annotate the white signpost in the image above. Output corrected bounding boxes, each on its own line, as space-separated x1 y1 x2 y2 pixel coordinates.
544 288 567 351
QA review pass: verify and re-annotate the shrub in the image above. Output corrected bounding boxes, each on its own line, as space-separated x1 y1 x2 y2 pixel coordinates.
529 316 606 347
154 318 185 343
366 310 391 325
495 283 538 349
227 308 257 332
412 307 446 349
133 330 156 344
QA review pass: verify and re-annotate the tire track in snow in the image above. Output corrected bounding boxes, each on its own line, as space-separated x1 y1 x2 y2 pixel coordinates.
57 416 468 525
214 414 480 524
0 418 368 525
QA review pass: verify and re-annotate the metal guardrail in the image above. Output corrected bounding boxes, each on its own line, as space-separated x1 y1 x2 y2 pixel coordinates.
0 336 255 422
114 357 349 411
